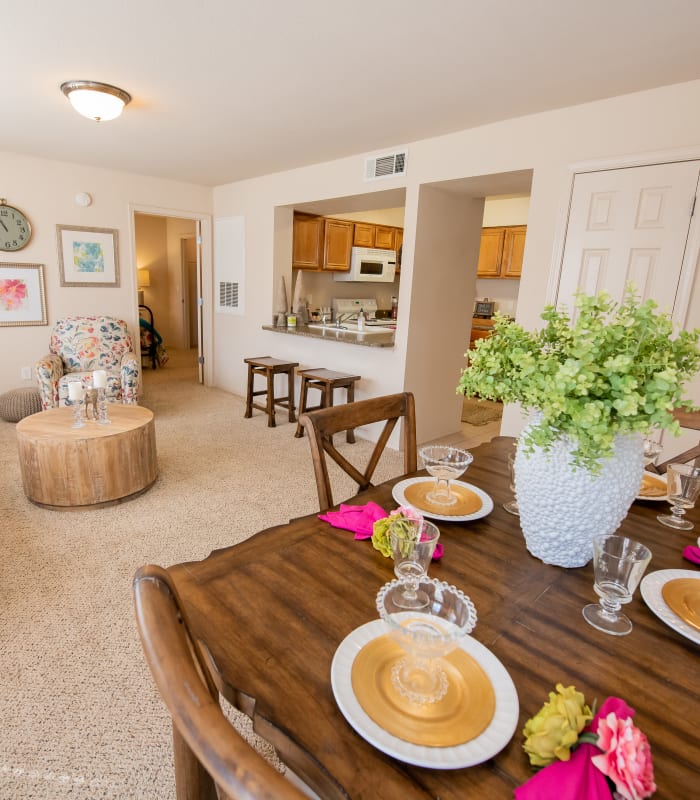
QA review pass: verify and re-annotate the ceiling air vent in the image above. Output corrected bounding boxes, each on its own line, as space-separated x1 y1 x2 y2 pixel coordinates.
364 149 408 181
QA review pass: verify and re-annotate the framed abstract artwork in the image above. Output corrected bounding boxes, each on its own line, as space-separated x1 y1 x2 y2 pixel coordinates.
57 224 120 287
0 262 48 326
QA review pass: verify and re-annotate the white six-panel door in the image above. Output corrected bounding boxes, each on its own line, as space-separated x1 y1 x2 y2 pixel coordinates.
556 160 700 462
556 161 699 314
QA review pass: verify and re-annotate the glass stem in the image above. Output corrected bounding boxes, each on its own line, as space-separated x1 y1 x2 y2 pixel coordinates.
671 504 686 522
599 596 621 619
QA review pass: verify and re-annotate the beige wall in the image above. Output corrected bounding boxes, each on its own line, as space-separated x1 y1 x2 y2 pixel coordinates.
0 151 211 396
212 79 700 444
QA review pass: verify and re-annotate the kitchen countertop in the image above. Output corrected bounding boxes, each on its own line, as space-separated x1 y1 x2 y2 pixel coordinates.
262 324 394 347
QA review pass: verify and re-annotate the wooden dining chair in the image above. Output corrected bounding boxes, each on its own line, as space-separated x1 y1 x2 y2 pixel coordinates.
653 408 700 474
133 564 307 800
300 391 417 512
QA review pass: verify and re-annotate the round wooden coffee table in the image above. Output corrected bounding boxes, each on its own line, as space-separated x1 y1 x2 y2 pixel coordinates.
16 405 157 510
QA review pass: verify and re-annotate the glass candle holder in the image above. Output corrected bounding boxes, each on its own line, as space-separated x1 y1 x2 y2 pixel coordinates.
71 397 85 428
96 387 111 424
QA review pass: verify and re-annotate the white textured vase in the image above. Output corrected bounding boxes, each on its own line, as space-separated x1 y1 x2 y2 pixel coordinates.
513 429 645 568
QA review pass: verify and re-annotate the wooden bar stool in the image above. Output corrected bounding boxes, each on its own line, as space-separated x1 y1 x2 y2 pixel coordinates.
295 368 361 442
244 357 299 427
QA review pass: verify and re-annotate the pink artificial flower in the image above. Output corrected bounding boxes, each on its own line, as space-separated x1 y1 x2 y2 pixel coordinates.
591 713 656 800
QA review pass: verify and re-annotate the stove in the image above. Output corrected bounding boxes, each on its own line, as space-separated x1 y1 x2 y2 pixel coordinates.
332 298 379 321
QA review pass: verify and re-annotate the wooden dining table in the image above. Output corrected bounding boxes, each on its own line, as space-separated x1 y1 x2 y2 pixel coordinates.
167 436 699 799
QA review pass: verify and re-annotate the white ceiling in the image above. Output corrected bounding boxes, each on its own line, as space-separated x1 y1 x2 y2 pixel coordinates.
5 1 700 187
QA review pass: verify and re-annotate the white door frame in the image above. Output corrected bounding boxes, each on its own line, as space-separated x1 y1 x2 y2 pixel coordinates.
129 204 212 385
546 145 700 329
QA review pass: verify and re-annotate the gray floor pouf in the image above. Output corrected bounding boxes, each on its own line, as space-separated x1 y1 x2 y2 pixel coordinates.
0 387 42 422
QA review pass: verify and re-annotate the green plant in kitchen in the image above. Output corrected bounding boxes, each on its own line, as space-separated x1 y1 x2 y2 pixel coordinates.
457 287 700 472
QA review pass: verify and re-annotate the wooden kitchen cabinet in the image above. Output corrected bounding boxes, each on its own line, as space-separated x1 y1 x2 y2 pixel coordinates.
469 317 496 350
353 222 375 247
501 225 526 278
293 213 403 272
374 225 396 250
476 225 526 278
292 213 324 270
323 218 354 271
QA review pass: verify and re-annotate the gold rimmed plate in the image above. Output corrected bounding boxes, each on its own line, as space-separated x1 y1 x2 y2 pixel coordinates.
351 633 495 747
330 619 518 768
636 471 667 501
641 569 700 644
661 578 700 631
392 477 494 522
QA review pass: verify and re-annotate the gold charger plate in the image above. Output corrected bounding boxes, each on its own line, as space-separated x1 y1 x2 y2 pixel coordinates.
661 578 700 631
351 633 495 747
637 472 667 499
404 481 483 517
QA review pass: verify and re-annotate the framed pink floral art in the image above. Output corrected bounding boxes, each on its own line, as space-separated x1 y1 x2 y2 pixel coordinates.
0 262 47 326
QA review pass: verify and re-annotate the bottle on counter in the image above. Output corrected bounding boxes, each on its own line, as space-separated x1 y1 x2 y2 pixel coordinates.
391 296 398 320
357 307 366 331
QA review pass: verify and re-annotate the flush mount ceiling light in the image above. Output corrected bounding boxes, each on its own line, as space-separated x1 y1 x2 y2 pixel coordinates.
60 80 131 122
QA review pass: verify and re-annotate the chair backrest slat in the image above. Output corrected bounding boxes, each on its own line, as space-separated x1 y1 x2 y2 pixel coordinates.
654 408 700 473
301 392 417 511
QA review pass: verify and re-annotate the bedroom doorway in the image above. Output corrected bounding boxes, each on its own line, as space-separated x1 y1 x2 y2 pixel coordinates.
133 210 207 384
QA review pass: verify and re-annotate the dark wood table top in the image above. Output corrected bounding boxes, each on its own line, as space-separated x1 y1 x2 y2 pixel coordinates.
169 437 699 799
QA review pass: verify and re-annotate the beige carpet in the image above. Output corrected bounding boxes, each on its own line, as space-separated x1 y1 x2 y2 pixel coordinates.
0 350 405 799
461 396 503 426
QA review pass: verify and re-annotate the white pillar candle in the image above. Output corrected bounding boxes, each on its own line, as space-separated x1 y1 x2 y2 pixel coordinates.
68 382 84 401
93 370 107 389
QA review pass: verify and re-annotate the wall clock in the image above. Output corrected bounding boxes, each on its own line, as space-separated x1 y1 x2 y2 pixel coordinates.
0 199 32 251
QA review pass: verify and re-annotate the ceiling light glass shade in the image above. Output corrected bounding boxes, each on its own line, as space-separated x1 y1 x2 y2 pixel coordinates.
60 80 131 122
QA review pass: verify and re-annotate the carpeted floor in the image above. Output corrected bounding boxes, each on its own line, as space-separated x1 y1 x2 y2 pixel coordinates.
0 350 405 799
461 396 503 426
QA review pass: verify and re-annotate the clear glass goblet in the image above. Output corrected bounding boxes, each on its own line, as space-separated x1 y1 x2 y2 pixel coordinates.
657 463 700 530
582 535 652 636
502 450 519 516
377 577 477 705
419 445 473 506
388 519 440 609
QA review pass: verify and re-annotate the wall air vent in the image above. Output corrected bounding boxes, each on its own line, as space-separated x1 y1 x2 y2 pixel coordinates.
364 149 408 181
219 281 239 309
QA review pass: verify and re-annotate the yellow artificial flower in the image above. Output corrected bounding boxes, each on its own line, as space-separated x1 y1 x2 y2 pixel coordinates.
522 683 593 767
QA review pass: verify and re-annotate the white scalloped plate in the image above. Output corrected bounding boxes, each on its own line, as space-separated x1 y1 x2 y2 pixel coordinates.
330 619 519 768
640 569 700 645
392 478 494 522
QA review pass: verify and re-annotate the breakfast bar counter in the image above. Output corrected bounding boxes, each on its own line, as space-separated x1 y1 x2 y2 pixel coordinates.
262 324 395 347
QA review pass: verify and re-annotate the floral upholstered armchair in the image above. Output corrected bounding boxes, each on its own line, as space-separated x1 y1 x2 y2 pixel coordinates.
35 316 140 409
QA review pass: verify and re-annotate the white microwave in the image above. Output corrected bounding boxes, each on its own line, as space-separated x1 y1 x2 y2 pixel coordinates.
334 247 396 282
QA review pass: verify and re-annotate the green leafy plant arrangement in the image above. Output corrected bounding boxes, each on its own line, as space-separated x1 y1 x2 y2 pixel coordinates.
458 289 700 471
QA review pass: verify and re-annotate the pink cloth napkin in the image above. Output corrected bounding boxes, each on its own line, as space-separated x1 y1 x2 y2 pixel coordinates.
318 502 444 560
319 502 388 539
514 697 635 800
682 545 700 566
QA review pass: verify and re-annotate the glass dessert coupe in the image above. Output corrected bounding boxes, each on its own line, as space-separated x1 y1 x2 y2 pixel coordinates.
377 577 477 705
419 445 473 507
